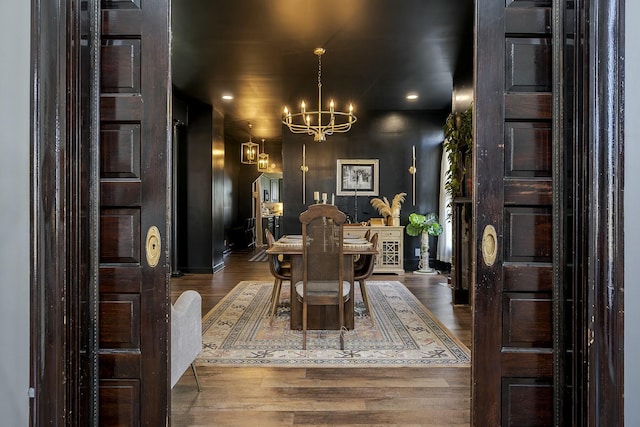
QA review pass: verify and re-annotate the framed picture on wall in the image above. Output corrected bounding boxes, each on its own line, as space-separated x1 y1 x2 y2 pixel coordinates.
336 159 379 196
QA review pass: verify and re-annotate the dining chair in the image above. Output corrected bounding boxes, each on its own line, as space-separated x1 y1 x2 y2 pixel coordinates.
354 228 373 271
353 232 379 326
296 204 349 349
264 228 291 324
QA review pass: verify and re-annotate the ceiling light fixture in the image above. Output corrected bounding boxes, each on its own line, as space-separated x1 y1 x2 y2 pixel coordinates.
222 94 234 100
282 48 356 142
241 123 258 164
406 93 419 100
257 139 269 172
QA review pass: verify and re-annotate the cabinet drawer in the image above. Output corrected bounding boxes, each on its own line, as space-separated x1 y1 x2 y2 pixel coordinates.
376 229 402 239
343 227 368 238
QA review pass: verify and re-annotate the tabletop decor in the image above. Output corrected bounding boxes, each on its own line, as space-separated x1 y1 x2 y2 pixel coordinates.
370 192 407 226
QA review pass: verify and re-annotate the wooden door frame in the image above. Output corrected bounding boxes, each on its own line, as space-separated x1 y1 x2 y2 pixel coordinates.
30 0 99 424
30 0 624 424
581 0 625 423
554 0 624 423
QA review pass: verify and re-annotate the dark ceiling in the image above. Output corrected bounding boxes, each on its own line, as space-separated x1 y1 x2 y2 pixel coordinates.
172 0 474 143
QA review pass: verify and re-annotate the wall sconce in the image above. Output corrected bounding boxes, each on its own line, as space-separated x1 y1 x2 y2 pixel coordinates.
257 139 269 172
300 144 309 204
408 145 417 206
241 123 258 164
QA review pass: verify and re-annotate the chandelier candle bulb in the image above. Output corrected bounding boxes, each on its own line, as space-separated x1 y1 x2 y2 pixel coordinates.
313 191 319 201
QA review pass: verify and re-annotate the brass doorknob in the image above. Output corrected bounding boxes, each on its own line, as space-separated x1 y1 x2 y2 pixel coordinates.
481 224 497 266
145 226 161 267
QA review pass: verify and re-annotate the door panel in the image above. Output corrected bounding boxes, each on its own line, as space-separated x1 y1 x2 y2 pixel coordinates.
98 0 170 424
474 1 554 425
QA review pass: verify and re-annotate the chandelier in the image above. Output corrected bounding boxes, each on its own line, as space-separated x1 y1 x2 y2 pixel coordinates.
241 123 258 164
257 139 269 172
282 48 356 142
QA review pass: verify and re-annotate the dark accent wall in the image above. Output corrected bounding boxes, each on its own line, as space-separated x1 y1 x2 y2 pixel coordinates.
211 109 225 271
281 110 449 269
177 106 449 270
173 93 225 273
222 132 240 250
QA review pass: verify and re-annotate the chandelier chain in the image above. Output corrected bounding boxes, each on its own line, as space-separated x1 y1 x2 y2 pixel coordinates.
318 53 322 89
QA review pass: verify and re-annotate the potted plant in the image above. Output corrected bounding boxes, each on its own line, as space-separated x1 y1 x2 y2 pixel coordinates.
406 212 443 274
443 104 473 208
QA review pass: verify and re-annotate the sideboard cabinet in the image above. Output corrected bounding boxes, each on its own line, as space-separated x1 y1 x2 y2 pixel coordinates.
343 225 404 274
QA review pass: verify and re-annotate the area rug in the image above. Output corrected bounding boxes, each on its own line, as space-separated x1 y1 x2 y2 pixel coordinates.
247 249 268 262
197 281 470 367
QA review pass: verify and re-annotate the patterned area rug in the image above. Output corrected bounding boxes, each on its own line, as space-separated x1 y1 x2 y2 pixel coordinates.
197 281 470 367
247 249 268 262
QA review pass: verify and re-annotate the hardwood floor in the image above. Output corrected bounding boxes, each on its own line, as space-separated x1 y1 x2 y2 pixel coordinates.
171 249 472 426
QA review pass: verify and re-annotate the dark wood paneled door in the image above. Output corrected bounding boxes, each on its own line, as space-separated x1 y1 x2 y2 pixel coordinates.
98 1 171 425
473 1 555 425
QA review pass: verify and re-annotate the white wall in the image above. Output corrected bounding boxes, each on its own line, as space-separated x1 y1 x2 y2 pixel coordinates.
625 2 640 424
0 1 31 425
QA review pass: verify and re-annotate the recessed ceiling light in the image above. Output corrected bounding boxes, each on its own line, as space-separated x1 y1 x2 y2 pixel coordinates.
406 93 419 100
222 94 234 100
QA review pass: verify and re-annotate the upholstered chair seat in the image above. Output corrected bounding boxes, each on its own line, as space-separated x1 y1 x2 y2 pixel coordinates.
171 290 202 391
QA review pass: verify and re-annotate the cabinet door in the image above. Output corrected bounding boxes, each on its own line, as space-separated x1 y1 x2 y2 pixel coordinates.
371 227 403 273
270 179 280 202
274 216 281 239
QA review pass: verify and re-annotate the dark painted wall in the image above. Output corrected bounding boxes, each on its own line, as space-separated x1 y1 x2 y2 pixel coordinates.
281 110 449 269
173 93 226 273
182 101 213 272
174 95 450 270
211 109 225 270
173 97 188 274
222 132 240 250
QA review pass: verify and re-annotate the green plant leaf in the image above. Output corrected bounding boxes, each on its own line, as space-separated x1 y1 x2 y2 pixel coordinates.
405 212 442 236
443 103 473 217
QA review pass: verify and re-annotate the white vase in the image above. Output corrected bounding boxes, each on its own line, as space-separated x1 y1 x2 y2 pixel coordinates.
415 231 436 275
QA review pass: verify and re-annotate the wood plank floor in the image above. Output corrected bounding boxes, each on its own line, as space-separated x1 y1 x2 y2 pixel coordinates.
171 249 472 426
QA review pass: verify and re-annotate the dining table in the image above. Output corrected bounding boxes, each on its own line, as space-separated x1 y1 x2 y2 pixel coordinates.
266 234 378 330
